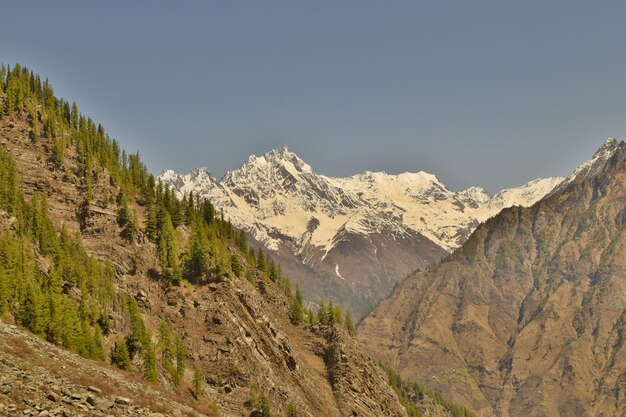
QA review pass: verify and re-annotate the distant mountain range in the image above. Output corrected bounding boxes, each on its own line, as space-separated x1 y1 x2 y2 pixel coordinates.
159 146 563 317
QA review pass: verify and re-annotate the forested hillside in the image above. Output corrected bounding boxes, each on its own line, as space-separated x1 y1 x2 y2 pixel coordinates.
0 63 468 416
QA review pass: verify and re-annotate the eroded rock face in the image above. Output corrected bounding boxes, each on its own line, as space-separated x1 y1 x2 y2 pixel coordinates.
358 140 626 417
131 274 409 417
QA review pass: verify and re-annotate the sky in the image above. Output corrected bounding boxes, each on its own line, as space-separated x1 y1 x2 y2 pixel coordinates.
3 1 626 192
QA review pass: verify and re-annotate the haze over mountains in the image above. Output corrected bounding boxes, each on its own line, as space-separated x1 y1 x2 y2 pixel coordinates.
160 146 563 317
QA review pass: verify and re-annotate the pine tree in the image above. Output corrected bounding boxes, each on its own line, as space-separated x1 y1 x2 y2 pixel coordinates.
317 302 327 325
287 402 298 417
256 248 267 273
111 338 131 370
230 254 242 277
332 303 343 325
92 325 105 361
345 311 355 336
192 365 204 399
184 191 195 225
327 301 338 325
250 385 274 417
143 339 158 383
18 281 43 335
289 284 304 325
145 201 158 242
256 390 273 417
158 320 175 378
184 222 210 278
158 212 179 270
174 334 186 385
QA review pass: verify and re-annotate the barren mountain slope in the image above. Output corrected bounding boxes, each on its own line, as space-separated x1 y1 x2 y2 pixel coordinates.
358 139 626 417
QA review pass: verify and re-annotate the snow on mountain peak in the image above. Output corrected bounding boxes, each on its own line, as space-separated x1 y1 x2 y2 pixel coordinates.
549 138 622 197
458 186 491 205
159 147 564 254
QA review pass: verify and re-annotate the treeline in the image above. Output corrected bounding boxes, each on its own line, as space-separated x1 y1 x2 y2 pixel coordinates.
383 365 476 417
0 63 149 201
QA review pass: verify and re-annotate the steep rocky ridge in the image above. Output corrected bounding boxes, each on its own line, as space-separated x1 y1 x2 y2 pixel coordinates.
0 91 449 417
160 148 561 317
358 138 626 417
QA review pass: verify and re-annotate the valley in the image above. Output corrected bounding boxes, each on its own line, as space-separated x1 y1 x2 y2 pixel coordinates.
160 148 561 318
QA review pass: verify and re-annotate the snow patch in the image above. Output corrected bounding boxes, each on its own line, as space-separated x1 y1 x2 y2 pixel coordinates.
335 264 345 280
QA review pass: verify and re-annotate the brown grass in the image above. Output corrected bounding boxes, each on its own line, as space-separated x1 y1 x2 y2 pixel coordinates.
70 373 116 397
4 335 33 357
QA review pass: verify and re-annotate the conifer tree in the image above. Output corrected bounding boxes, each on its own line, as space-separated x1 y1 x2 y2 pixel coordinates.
174 334 186 385
192 365 204 399
250 385 273 417
184 191 195 225
231 254 242 277
159 320 175 378
143 340 158 383
256 248 267 273
317 302 327 325
255 390 273 417
184 222 209 278
287 402 298 417
111 338 132 370
18 281 43 335
91 325 105 361
327 301 336 325
158 212 179 271
289 284 304 325
145 201 158 242
345 311 355 336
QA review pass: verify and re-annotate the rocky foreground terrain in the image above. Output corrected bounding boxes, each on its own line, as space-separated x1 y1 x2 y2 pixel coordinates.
0 321 211 417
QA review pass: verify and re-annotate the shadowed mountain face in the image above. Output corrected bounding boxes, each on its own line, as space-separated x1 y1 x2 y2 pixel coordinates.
358 139 626 417
160 148 561 318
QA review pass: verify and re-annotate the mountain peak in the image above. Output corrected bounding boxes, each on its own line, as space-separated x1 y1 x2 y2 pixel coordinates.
553 138 622 194
594 137 620 158
236 146 314 178
263 145 301 162
189 166 214 177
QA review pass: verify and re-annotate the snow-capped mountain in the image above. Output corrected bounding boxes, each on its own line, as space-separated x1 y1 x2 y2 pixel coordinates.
159 146 563 317
161 146 562 252
548 137 620 197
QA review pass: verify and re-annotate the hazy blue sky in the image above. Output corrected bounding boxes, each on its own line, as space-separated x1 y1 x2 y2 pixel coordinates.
3 1 626 191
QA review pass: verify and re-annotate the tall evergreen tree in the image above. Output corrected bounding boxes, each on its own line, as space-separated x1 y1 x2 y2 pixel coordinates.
192 365 204 399
111 338 132 370
174 334 186 385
